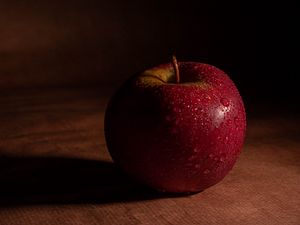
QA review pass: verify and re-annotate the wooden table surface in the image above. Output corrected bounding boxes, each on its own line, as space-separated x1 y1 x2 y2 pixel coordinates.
0 88 299 225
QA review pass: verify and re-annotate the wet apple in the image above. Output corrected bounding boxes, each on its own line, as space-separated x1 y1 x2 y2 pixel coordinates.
105 56 246 193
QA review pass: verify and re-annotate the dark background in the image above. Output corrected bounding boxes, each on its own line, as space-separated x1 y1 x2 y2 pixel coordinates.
0 0 298 106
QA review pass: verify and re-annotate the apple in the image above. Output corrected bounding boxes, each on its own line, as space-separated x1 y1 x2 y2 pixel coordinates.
104 56 246 193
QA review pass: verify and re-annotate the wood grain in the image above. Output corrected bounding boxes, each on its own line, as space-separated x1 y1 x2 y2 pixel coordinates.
0 88 299 225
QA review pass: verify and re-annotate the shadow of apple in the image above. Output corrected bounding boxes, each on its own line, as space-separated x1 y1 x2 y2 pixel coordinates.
0 155 185 206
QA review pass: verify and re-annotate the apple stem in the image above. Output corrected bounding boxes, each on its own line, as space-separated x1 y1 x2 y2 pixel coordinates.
172 55 180 83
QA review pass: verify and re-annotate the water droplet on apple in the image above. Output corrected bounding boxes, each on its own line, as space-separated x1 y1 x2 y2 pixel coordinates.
205 95 211 100
195 164 200 169
209 153 214 158
220 98 229 107
225 136 229 143
227 119 232 125
219 153 226 162
193 147 199 153
234 116 241 130
214 157 219 161
203 169 210 174
234 116 239 125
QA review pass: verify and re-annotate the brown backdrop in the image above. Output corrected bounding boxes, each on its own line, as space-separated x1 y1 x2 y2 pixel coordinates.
0 1 258 91
0 0 298 107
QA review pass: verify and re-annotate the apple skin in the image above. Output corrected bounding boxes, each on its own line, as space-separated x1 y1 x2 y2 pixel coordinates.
104 62 246 193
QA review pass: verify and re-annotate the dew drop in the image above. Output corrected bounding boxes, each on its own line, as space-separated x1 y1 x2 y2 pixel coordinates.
195 164 200 169
193 148 199 153
234 116 239 125
214 157 219 161
234 117 240 130
209 153 214 158
203 169 210 174
219 153 226 162
225 136 229 143
220 98 230 107
205 95 211 100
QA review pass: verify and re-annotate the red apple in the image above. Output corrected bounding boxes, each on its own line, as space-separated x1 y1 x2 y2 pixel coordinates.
104 57 246 193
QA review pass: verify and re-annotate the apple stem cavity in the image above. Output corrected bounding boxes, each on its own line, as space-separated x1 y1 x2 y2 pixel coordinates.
172 55 180 83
